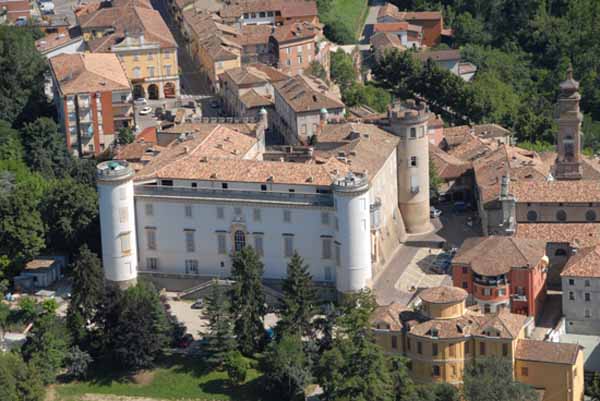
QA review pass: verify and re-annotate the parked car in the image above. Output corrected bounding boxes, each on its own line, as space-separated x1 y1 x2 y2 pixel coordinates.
40 2 55 13
15 16 28 26
154 107 164 119
176 334 194 348
430 206 442 218
139 106 153 115
191 298 204 309
134 97 148 105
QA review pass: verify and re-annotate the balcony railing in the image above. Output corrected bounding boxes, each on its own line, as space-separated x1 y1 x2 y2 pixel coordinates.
136 185 335 207
473 277 509 286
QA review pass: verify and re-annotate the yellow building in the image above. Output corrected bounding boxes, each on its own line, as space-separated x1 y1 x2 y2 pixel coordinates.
371 286 584 401
76 0 180 99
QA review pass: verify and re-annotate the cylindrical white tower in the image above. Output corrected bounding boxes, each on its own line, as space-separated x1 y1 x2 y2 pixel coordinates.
96 160 138 289
389 100 433 234
333 172 372 293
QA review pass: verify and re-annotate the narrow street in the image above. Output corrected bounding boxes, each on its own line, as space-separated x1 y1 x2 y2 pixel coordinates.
360 0 385 45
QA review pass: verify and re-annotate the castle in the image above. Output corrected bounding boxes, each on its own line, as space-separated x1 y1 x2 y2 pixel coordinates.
96 100 433 293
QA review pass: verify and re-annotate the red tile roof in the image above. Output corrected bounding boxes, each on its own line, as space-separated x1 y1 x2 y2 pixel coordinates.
516 339 581 365
419 286 468 304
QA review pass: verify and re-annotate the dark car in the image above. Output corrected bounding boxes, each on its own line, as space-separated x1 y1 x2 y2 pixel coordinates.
191 298 204 309
176 334 194 348
154 107 164 119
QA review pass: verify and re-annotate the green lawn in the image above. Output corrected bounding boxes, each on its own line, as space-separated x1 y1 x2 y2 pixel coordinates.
56 355 276 401
321 0 369 43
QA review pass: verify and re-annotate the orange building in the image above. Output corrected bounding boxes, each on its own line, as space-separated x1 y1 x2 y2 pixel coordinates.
452 236 549 318
270 21 329 76
377 4 448 47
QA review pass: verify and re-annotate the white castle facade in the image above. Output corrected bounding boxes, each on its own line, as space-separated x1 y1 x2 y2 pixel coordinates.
97 101 432 293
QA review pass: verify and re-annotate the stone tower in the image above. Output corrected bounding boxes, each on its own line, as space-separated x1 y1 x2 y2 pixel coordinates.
388 100 433 235
96 160 138 289
555 65 583 180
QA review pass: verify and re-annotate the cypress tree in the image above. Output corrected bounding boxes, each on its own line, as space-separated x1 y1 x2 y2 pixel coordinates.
229 247 266 356
203 281 236 368
277 252 317 337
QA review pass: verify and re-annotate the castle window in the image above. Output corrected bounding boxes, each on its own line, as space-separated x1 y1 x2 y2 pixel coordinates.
185 259 198 274
119 207 128 224
586 279 591 287
261 184 267 191
283 210 292 223
410 156 417 167
586 210 597 221
146 228 156 250
321 212 330 225
526 210 538 222
185 230 195 252
585 309 591 318
222 183 228 189
217 233 227 254
217 207 225 219
569 291 575 300
409 128 416 139
556 210 567 221
432 365 440 377
146 257 158 270
120 233 131 254
283 235 294 257
234 230 246 252
322 238 332 259
569 279 575 285
585 292 591 302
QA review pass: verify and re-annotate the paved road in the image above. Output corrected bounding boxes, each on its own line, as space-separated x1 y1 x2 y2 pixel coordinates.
52 0 78 26
360 0 384 45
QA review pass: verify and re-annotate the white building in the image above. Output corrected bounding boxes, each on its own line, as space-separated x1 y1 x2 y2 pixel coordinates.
97 102 432 293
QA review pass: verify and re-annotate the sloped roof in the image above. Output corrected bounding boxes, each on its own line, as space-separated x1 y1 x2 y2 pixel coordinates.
419 286 468 304
272 21 320 44
561 245 600 278
240 89 272 108
49 53 130 95
429 144 471 180
515 223 600 249
453 236 547 276
274 75 344 113
516 339 581 365
370 31 406 53
371 303 407 331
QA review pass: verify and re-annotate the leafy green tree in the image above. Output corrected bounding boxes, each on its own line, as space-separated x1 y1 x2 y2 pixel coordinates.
0 26 49 126
463 357 537 401
203 282 236 368
0 121 23 161
307 61 328 82
66 245 104 346
19 117 72 178
452 12 491 46
108 282 170 371
229 247 266 356
277 252 317 337
323 19 356 45
22 314 70 384
263 333 312 400
224 350 250 385
429 158 442 198
18 297 40 322
343 83 392 113
65 345 93 379
0 352 45 401
389 356 416 401
117 127 135 145
41 178 99 254
588 373 600 401
331 49 357 92
318 289 393 401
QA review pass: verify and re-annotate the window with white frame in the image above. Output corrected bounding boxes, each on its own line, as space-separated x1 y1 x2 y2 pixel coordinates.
324 266 333 282
234 230 246 252
146 257 158 270
146 228 156 250
254 234 264 256
283 210 292 223
253 208 261 222
322 237 332 259
185 230 195 252
185 259 199 274
217 233 227 254
283 235 294 257
184 205 193 218
147 66 155 77
145 203 154 216
120 233 131 254
132 67 141 78
165 65 172 75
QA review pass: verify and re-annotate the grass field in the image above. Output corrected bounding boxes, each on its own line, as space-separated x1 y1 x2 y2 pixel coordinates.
56 355 276 401
320 0 369 43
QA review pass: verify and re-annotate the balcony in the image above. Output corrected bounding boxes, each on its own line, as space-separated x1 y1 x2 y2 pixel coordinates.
473 273 509 286
135 185 335 207
512 294 528 302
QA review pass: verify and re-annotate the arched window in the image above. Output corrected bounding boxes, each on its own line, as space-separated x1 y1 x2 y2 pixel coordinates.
586 210 597 222
556 210 567 221
234 230 246 252
527 210 538 222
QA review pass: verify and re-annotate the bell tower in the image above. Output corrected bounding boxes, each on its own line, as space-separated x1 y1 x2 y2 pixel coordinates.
555 65 583 180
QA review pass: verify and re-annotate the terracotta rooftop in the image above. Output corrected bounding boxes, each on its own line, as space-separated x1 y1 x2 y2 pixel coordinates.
240 24 272 46
224 66 271 86
419 286 468 304
274 75 344 113
515 223 600 248
377 3 441 21
239 89 272 108
511 180 600 203
280 1 317 18
371 303 407 331
472 308 529 339
453 236 547 276
25 258 61 270
429 144 471 180
516 339 581 365
247 63 289 82
561 245 600 278
220 0 317 19
35 32 79 54
49 53 130 95
272 21 321 44
415 49 460 63
183 12 241 61
370 31 406 53
373 22 422 34
448 133 493 161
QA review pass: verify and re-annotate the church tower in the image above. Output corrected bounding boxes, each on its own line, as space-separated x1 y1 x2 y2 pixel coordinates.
555 65 583 180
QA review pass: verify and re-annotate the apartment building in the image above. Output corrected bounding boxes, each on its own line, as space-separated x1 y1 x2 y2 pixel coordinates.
49 53 133 156
377 4 448 47
219 0 318 27
371 286 584 401
270 21 329 76
0 0 30 23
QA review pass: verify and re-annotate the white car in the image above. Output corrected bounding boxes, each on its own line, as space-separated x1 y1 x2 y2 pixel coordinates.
139 106 153 115
39 1 55 13
430 207 442 218
134 97 148 106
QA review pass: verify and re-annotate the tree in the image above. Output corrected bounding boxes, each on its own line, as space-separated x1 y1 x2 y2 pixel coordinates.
41 179 99 254
18 297 40 322
389 356 417 401
117 127 135 145
108 282 170 371
65 346 93 379
331 49 356 92
19 117 72 178
66 245 104 345
229 247 266 356
0 352 44 401
463 357 537 401
0 26 49 126
323 19 356 45
429 158 442 198
452 12 491 46
277 252 317 338
317 290 393 401
0 121 23 161
224 350 250 385
588 373 600 401
203 282 236 368
263 333 312 400
307 61 328 82
343 83 392 113
22 314 70 385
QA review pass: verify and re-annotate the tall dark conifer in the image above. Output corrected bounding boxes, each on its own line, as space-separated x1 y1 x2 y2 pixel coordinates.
203 282 236 368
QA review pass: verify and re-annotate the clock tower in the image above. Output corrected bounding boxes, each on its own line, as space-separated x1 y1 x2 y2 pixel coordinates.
555 65 583 180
